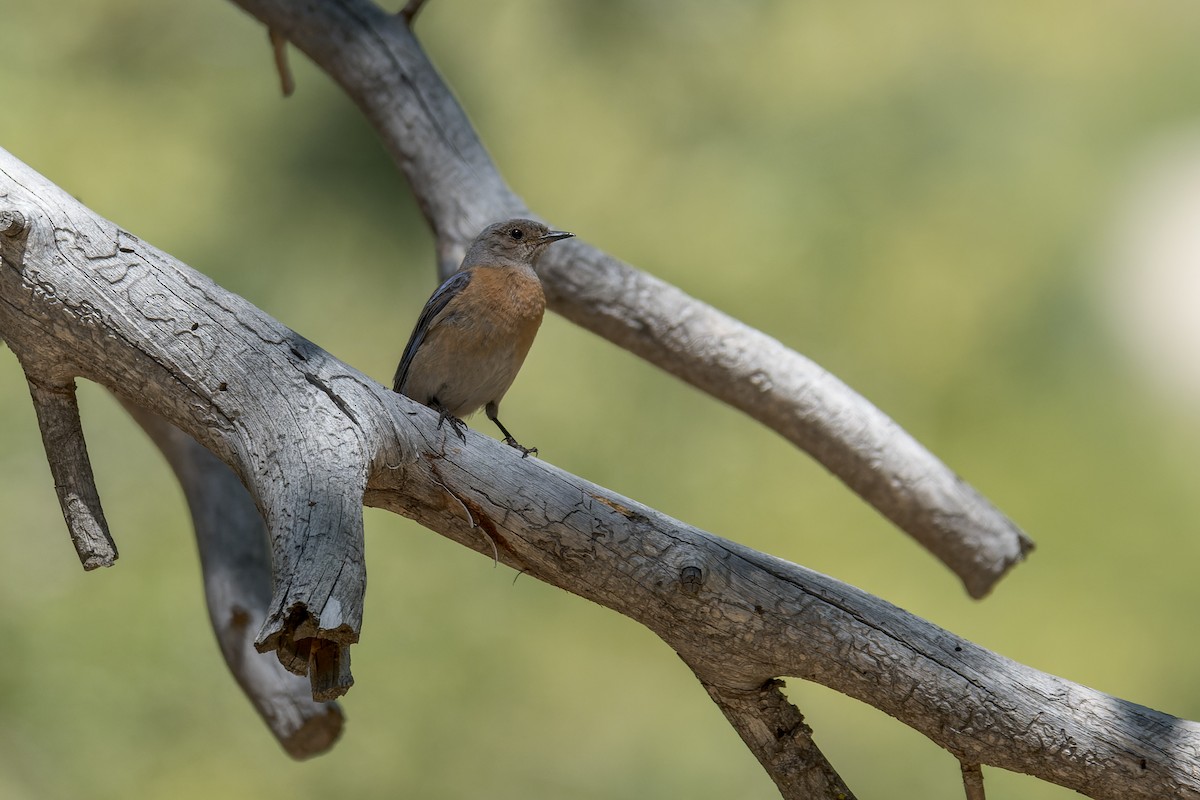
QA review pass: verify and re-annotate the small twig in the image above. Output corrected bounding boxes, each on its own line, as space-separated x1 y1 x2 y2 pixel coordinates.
228 0 1033 599
26 375 117 570
699 677 857 800
961 761 986 800
399 0 430 25
268 27 295 97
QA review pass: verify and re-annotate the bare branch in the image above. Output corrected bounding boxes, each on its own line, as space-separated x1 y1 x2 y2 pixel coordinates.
225 0 1032 598
268 28 295 97
398 0 429 25
961 761 986 800
366 421 1200 800
126 406 343 759
25 375 117 570
3 147 1199 798
0 146 368 693
4 200 117 570
699 677 857 800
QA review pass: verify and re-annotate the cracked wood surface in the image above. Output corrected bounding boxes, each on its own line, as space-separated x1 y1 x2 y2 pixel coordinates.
128 404 344 757
4 147 1200 797
367 400 1200 800
0 148 369 700
229 0 1033 600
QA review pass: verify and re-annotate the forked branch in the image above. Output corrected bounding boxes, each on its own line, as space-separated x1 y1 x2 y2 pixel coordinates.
3 149 1199 798
228 0 1032 599
0 148 368 702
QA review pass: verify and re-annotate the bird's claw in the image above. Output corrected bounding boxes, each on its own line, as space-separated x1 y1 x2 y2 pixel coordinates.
435 407 469 443
503 436 538 458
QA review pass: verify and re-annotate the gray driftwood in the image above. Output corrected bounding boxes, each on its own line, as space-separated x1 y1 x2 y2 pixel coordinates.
3 144 1200 798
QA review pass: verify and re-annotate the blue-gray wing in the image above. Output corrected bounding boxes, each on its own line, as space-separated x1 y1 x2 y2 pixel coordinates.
393 270 472 393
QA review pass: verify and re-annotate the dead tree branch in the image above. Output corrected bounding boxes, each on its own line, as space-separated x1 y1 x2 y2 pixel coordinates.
226 0 1033 600
700 677 858 800
127 405 343 759
26 374 117 570
3 147 1198 798
0 149 368 702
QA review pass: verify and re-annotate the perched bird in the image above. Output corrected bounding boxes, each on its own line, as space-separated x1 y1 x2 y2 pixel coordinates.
393 218 573 457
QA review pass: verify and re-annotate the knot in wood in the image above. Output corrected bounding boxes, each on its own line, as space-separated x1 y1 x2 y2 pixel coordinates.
679 564 705 596
1 209 28 237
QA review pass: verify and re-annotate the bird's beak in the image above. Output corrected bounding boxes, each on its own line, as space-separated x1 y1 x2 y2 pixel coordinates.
540 230 574 243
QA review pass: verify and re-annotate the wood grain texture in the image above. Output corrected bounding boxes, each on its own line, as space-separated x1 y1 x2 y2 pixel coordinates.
128 405 343 759
230 0 1032 598
0 147 370 700
3 147 1199 797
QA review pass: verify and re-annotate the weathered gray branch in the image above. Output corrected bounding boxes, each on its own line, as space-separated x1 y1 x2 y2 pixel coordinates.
3 147 1199 798
26 374 117 570
700 677 857 800
3 204 117 569
127 404 343 759
366 423 1200 800
0 148 368 701
227 0 1033 600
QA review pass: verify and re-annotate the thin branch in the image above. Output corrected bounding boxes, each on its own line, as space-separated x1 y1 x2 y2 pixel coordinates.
3 148 1199 798
699 677 857 800
961 761 986 800
225 0 1033 598
5 192 112 573
126 406 343 759
268 27 295 97
25 375 117 570
398 0 429 25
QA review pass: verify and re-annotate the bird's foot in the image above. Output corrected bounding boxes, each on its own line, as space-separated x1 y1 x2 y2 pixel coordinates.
503 436 538 459
433 404 469 443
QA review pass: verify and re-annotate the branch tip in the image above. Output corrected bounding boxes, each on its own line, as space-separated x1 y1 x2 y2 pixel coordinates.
26 375 117 569
399 0 430 25
268 28 295 97
280 705 345 760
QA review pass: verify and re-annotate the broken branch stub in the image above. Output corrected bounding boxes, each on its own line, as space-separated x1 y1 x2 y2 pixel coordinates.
128 406 345 757
0 146 374 699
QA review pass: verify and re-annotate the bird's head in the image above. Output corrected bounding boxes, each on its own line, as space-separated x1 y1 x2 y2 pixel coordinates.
462 218 574 269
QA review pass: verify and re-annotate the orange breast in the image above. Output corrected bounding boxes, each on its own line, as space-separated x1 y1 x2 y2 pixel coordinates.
405 265 545 417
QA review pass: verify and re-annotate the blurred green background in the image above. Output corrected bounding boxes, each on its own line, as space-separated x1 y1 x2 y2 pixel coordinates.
4 1 1200 797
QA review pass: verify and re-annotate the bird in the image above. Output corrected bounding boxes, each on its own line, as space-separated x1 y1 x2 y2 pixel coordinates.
393 218 574 457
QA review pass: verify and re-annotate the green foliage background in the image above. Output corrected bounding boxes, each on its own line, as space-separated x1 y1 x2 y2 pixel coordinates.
3 1 1200 797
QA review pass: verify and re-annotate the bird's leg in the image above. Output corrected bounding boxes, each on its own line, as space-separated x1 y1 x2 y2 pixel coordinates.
486 401 537 458
430 398 468 443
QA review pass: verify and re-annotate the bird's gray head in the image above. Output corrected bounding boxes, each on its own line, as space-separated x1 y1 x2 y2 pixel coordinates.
461 218 574 269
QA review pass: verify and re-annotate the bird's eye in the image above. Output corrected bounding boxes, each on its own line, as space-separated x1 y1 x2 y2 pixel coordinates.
509 228 524 241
